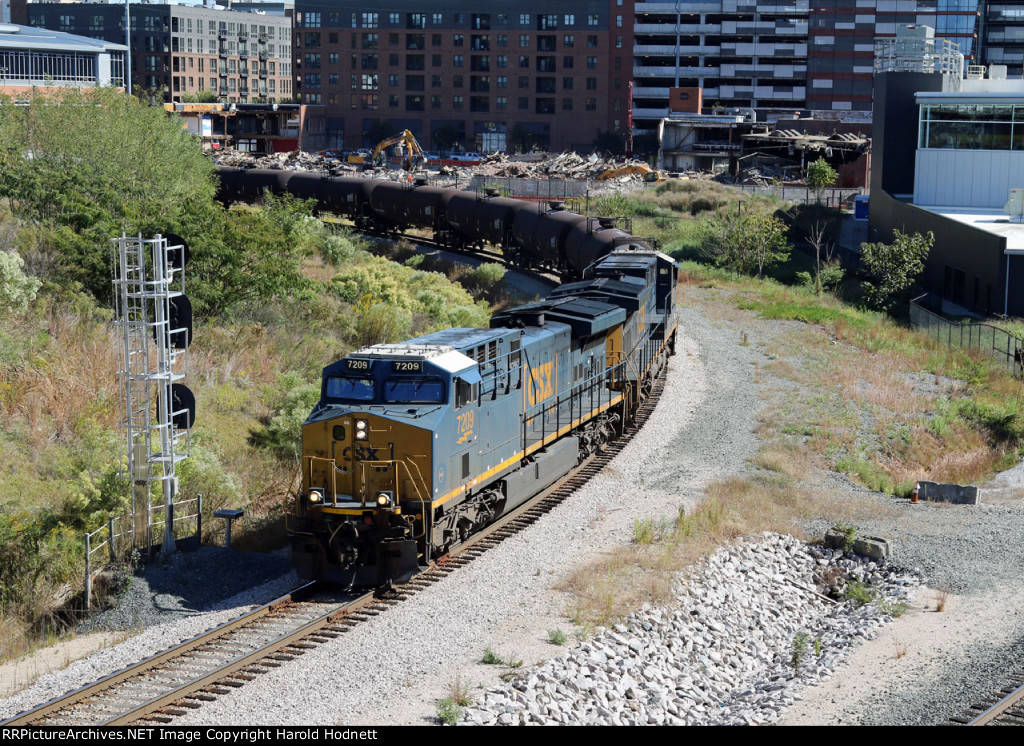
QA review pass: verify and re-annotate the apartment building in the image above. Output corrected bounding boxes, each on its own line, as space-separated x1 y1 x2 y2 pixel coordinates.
980 1 1024 75
293 0 633 152
632 0 979 129
13 2 292 104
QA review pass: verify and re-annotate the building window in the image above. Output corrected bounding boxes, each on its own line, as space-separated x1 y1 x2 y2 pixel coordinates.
432 74 442 87
389 13 400 25
564 35 574 47
564 15 575 26
361 12 378 28
362 54 378 69
563 56 574 68
519 56 529 68
389 94 399 106
519 14 531 25
406 94 424 110
453 75 463 87
497 55 508 68
563 77 573 90
519 34 530 48
519 76 529 89
496 96 507 110
587 14 599 26
453 95 464 109
454 34 464 47
407 13 426 29
432 34 442 47
362 33 378 48
389 74 399 86
587 57 598 70
587 35 598 48
563 98 572 110
586 77 597 90
497 76 508 88
536 98 554 114
432 54 442 67
454 55 464 67
432 13 443 25
586 98 596 110
431 94 441 107
518 96 528 109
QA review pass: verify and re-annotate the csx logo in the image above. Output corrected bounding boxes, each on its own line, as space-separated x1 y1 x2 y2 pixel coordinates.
527 361 555 407
342 445 380 461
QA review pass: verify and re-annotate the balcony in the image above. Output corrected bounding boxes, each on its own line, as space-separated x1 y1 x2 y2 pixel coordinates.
634 44 717 56
634 65 711 77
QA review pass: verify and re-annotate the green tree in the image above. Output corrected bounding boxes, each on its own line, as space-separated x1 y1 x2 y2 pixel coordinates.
698 212 791 278
807 158 839 203
0 87 216 298
860 229 933 311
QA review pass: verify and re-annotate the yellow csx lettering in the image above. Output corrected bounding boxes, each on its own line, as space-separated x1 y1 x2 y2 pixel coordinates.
456 411 474 444
528 362 555 407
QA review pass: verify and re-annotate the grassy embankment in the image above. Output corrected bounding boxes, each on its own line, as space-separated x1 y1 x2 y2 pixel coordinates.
560 179 1024 631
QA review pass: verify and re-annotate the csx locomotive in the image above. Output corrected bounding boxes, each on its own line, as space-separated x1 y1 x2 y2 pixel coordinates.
215 167 679 586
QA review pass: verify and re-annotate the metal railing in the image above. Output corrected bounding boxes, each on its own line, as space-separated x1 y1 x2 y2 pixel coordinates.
729 185 864 207
84 495 203 609
910 293 1024 378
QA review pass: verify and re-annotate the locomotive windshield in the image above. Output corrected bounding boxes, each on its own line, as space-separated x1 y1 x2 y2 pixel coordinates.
325 376 375 402
383 378 446 404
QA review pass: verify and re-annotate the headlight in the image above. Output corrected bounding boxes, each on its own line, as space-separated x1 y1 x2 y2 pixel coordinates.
307 490 323 505
376 492 392 507
355 419 368 440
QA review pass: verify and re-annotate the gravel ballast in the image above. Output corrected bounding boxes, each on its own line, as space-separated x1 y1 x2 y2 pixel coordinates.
2 298 1024 726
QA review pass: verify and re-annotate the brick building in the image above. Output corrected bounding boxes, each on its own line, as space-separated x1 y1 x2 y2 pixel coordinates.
293 0 634 152
13 2 292 104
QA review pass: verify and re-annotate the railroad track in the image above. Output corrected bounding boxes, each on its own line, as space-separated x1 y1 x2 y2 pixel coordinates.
952 674 1024 726
3 370 667 726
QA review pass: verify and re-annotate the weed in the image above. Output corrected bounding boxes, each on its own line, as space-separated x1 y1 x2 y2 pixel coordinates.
843 581 876 607
878 597 910 618
632 517 660 545
548 628 568 645
833 523 857 554
813 638 822 657
739 330 749 346
894 636 907 660
791 633 808 669
481 647 502 665
934 587 951 612
436 698 462 725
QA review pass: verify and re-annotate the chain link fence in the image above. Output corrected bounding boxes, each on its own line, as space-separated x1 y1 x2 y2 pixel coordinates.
910 293 1024 378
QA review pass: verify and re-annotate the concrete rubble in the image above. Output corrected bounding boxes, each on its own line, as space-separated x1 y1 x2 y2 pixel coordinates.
459 532 921 726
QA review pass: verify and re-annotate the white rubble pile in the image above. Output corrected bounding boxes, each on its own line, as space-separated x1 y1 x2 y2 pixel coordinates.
461 533 921 726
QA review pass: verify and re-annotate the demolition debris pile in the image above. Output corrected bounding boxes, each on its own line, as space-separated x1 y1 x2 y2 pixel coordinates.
213 148 658 188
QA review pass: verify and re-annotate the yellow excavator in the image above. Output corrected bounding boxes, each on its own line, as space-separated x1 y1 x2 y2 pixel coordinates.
369 129 427 172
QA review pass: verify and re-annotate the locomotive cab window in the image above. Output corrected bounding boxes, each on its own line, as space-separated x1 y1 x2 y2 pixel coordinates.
455 378 479 408
383 378 445 403
326 376 375 402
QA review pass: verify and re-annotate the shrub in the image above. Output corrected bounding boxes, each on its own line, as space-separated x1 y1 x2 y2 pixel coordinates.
0 250 41 312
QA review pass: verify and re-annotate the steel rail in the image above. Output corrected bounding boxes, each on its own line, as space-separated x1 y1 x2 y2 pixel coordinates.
1 582 373 726
964 680 1024 726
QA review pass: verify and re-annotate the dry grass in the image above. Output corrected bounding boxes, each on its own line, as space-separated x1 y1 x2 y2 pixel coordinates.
752 441 812 479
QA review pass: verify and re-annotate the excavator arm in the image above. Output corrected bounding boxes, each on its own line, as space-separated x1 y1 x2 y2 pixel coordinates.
372 129 427 171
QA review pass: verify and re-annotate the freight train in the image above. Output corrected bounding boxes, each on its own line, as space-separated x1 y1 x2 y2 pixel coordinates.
216 167 679 587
